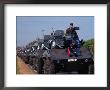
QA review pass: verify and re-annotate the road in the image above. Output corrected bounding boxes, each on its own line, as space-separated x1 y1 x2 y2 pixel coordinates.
16 56 37 74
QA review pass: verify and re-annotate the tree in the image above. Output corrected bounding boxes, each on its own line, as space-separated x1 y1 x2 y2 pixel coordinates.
83 39 94 58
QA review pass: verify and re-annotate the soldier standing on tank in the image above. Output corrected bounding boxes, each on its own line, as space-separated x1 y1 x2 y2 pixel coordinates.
66 23 81 56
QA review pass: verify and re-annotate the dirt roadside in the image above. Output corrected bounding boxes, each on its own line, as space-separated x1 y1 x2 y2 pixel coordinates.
16 56 37 74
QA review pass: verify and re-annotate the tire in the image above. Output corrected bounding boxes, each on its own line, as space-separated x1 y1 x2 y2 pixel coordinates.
78 64 89 74
43 58 55 74
29 58 33 66
88 64 94 74
24 56 29 64
35 58 44 74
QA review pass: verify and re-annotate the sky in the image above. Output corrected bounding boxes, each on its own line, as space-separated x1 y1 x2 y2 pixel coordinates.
16 16 94 47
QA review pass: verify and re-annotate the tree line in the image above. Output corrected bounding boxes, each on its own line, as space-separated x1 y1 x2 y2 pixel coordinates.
83 38 94 58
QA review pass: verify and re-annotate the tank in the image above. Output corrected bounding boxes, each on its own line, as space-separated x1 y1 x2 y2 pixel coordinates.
18 26 94 74
35 27 94 74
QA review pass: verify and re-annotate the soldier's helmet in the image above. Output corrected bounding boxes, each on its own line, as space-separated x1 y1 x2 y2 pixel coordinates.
70 23 73 26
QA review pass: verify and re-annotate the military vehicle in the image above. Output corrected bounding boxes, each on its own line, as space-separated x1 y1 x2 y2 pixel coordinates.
17 24 94 74
34 27 94 74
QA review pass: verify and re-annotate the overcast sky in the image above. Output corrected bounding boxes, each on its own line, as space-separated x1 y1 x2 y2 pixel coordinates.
16 16 94 47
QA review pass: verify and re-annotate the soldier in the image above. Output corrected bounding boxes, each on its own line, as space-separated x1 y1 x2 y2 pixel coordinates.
66 23 81 56
66 23 77 37
68 23 80 46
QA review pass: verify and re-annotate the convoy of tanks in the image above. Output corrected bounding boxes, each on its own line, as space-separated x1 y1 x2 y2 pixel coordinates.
17 24 94 74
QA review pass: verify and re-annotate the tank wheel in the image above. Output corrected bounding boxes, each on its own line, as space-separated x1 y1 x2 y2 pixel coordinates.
43 57 55 74
88 64 94 74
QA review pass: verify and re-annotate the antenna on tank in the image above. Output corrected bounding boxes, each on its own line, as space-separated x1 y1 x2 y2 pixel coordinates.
51 27 55 35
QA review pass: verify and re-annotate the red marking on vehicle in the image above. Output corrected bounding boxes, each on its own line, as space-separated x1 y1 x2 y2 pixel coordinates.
67 47 70 57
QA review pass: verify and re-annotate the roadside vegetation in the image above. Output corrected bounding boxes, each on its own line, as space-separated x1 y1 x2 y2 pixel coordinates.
83 39 94 58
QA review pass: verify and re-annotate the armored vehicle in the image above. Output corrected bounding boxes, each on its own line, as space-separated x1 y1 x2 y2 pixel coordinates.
18 24 94 74
35 27 94 74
